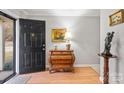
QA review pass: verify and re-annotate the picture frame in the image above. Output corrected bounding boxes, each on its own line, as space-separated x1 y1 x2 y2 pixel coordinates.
109 9 124 26
51 28 67 42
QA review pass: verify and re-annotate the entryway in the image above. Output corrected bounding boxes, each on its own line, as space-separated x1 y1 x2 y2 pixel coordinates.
19 19 46 74
0 11 46 83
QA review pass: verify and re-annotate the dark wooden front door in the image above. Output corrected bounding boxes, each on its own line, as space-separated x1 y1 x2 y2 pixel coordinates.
19 19 45 74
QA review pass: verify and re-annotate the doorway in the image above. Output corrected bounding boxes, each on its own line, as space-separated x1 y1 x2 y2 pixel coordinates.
0 11 16 83
19 19 46 74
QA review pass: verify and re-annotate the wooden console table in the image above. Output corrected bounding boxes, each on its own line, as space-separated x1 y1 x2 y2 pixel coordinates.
98 54 117 84
49 50 75 73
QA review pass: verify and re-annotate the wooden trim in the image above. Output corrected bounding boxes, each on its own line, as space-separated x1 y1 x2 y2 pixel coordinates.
49 50 73 52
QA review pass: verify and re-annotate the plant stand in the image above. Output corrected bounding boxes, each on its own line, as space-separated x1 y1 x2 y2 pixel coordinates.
98 54 117 84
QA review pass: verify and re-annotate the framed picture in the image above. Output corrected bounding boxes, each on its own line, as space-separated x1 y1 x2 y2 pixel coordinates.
109 9 124 26
52 28 67 42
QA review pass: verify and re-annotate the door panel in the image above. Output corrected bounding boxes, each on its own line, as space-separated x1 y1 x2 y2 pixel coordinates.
19 19 45 74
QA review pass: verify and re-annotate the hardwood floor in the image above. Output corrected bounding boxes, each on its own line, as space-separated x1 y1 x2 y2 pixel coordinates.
23 67 102 84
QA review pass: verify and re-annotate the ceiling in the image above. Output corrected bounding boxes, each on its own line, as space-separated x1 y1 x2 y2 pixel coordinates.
7 9 100 17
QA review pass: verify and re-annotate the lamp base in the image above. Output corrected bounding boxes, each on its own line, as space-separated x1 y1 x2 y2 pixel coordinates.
66 44 71 50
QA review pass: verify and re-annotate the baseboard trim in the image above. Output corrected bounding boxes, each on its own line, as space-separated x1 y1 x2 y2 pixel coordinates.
99 76 103 83
46 64 99 67
74 64 99 67
74 64 99 73
46 64 100 74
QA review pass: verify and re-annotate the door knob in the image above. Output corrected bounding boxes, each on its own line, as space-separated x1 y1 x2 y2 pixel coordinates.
42 48 45 51
42 44 45 47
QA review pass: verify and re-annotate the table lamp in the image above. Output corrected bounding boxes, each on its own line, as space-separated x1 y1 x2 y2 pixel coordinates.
66 39 71 50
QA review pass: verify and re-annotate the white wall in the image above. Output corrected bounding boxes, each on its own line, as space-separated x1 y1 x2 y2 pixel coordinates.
15 20 19 74
26 16 100 72
0 20 3 71
100 9 124 83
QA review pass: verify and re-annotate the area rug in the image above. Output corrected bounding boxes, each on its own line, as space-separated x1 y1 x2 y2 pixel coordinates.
4 75 31 84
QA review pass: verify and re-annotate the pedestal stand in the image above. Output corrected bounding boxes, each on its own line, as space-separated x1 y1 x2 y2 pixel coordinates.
98 54 117 84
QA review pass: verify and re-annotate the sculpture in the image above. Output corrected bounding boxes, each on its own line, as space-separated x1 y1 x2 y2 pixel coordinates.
102 32 114 56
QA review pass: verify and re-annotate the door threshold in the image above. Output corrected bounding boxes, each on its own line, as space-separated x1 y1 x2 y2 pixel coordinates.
1 73 16 84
